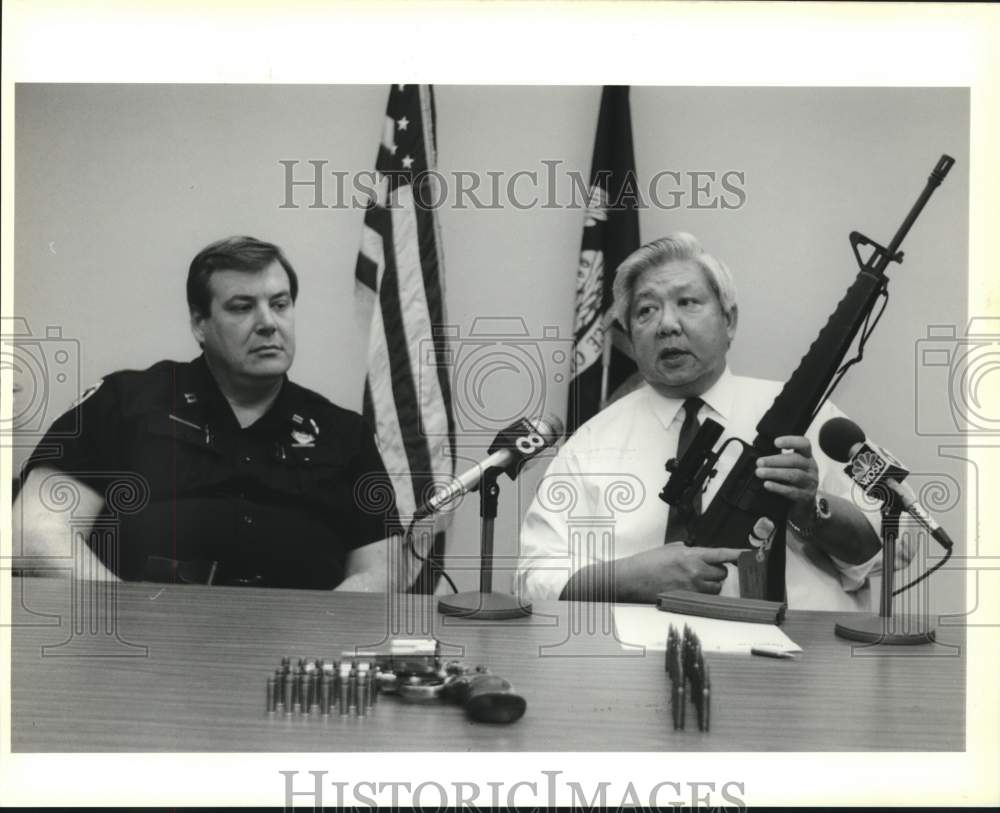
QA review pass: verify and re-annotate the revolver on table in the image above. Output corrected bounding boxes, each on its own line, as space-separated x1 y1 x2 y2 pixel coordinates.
354 637 526 724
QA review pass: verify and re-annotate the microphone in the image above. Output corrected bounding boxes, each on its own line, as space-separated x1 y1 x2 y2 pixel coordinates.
818 417 953 550
412 414 564 521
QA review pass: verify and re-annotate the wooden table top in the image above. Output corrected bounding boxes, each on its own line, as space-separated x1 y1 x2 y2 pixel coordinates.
9 577 965 752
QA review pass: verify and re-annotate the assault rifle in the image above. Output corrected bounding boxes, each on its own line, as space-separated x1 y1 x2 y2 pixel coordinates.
659 155 955 600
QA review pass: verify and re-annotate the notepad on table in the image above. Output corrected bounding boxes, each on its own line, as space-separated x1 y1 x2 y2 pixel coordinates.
613 605 802 654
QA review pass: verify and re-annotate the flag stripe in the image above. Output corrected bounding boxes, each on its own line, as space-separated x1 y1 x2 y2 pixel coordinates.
414 199 456 444
393 203 451 454
387 189 447 502
413 85 453 450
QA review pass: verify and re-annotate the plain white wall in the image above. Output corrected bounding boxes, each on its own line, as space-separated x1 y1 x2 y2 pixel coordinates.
13 84 968 612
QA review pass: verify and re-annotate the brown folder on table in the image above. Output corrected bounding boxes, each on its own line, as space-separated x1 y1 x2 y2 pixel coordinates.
657 589 787 625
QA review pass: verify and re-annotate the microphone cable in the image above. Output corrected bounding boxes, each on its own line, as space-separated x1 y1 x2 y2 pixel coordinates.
403 517 459 595
892 539 953 597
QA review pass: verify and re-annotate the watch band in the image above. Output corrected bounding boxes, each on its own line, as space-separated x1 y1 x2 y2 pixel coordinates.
788 494 831 539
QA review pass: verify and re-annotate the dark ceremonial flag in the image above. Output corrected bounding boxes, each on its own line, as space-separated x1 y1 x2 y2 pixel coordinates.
566 85 641 435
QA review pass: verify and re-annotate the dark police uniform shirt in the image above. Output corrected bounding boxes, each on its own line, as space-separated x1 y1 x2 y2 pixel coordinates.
24 356 396 589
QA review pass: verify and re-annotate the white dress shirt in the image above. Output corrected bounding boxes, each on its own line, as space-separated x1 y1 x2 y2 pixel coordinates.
514 368 883 611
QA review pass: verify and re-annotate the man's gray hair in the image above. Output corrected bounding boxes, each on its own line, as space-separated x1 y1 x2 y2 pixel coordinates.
612 232 737 331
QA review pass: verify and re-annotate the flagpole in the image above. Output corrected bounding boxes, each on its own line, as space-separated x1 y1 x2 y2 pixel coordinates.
599 317 613 410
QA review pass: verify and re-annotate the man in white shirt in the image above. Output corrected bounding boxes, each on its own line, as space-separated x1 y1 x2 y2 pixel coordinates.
515 232 888 611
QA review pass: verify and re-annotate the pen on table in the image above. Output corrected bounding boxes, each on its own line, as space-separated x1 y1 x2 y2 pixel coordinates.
750 646 796 659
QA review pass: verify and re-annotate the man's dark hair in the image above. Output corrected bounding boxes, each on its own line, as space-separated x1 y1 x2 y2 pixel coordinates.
187 235 299 316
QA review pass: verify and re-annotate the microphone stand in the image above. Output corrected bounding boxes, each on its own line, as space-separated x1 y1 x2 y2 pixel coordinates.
834 494 935 644
437 467 533 620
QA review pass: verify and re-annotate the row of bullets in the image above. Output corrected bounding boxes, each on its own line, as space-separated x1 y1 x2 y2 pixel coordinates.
665 624 711 732
266 656 379 717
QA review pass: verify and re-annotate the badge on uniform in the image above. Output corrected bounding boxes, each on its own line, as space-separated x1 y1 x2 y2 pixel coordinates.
290 414 319 447
183 392 198 404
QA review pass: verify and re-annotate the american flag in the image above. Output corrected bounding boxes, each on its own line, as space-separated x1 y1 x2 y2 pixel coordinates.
355 84 456 592
566 86 641 435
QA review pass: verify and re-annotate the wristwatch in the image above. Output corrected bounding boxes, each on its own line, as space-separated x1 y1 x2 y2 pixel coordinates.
788 494 831 539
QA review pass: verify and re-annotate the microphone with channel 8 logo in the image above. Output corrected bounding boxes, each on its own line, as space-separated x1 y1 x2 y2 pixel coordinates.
486 415 564 481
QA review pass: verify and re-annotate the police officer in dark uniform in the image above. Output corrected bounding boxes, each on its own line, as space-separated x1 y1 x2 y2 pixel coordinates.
16 236 398 590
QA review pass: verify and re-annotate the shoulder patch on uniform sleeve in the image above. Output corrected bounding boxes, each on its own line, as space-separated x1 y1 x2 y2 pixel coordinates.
72 378 104 407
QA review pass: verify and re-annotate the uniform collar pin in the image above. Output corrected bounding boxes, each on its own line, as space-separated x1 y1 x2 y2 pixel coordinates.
290 415 319 447
290 429 315 447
